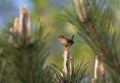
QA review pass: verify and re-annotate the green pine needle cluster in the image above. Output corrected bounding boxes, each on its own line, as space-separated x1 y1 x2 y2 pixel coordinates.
64 0 120 82
0 20 54 83
52 60 88 83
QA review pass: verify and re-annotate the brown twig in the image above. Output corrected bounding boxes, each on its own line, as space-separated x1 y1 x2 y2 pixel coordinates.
58 35 74 83
100 61 106 83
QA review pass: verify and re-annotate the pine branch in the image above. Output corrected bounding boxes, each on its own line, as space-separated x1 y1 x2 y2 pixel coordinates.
64 0 120 81
0 5 53 83
84 20 120 73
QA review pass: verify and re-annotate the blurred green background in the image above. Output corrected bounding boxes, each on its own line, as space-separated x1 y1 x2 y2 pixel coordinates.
1 1 120 83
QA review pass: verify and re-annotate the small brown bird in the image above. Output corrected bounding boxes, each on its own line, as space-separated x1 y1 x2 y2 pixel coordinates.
58 35 74 47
